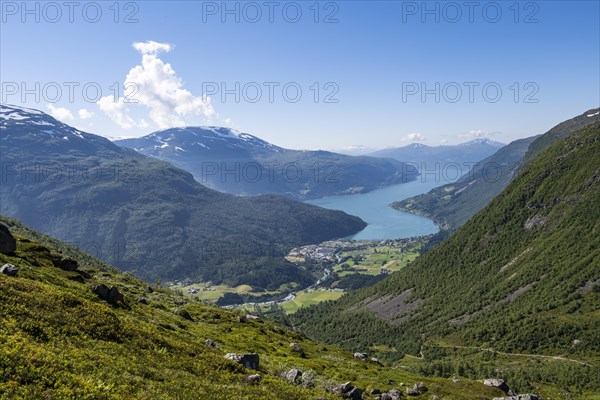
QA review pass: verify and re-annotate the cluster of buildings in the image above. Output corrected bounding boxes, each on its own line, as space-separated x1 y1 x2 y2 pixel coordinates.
287 240 374 262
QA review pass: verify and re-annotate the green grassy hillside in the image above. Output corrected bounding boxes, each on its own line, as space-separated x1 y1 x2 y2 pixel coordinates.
294 123 600 397
0 217 505 399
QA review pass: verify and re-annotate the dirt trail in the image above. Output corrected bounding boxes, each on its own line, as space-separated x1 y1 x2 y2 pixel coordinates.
427 344 592 367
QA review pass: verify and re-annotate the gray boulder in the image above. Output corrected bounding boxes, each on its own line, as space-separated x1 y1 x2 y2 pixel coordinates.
484 378 512 394
339 382 354 394
413 383 426 393
246 374 262 385
78 270 92 279
492 395 540 400
224 353 259 370
290 342 305 356
175 308 194 321
344 387 363 400
377 388 401 400
336 382 363 399
204 339 218 348
0 263 19 277
0 224 16 254
52 257 79 271
406 383 426 396
93 284 124 303
285 368 303 384
107 286 124 302
353 352 368 361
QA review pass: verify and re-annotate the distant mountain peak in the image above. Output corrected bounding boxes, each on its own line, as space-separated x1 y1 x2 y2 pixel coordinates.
331 144 379 156
461 138 504 146
121 125 283 155
151 126 243 140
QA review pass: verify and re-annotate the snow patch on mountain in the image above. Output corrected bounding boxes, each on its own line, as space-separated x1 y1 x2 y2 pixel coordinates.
193 142 209 149
0 104 43 119
0 104 113 146
137 126 281 153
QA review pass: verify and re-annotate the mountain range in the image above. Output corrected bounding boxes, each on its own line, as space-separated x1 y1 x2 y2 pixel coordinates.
368 139 505 177
393 108 600 233
116 128 415 200
0 104 366 290
293 118 600 396
2 104 599 398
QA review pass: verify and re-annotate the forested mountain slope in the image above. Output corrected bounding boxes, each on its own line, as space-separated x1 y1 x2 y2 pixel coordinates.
294 123 600 396
0 105 365 289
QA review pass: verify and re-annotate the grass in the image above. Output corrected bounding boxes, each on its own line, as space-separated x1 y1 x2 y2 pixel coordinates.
179 283 255 301
333 245 420 277
0 220 515 399
179 282 300 303
280 290 345 314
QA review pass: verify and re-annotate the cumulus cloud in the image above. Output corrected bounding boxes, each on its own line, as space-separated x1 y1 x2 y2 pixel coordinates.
401 132 426 142
47 104 74 121
132 41 173 55
78 108 95 119
97 40 215 129
97 97 140 129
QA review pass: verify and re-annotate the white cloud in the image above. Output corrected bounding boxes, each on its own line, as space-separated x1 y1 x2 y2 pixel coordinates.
401 132 426 142
78 108 95 120
458 129 500 139
133 41 173 55
47 104 74 121
221 117 240 129
98 40 215 129
440 139 449 144
97 96 141 129
459 129 486 138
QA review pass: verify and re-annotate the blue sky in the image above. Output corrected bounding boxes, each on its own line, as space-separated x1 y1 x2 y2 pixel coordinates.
1 1 599 150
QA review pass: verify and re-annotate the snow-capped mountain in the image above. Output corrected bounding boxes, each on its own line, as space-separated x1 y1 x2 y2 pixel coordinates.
118 126 282 159
116 127 416 199
0 104 366 288
1 104 121 153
